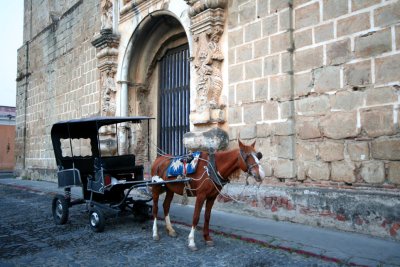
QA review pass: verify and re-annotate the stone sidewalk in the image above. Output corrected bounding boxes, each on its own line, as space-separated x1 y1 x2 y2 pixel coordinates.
0 177 399 266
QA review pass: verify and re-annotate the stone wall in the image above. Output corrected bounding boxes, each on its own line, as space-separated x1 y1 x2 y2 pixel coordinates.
226 0 400 239
16 0 101 179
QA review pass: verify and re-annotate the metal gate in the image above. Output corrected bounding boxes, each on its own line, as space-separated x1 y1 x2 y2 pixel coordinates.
159 45 190 155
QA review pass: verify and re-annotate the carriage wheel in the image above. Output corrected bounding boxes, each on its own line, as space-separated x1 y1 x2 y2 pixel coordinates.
89 207 105 232
52 195 69 225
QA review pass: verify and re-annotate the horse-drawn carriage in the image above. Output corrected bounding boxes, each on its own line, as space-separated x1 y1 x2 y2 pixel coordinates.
51 116 265 250
50 116 190 232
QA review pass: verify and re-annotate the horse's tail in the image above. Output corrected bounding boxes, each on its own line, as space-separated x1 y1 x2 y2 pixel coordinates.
151 155 172 178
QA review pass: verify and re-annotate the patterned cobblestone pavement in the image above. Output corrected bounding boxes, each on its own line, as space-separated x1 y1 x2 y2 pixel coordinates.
0 185 341 267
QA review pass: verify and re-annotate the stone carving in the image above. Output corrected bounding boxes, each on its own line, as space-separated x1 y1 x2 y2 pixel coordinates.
102 70 117 114
101 0 113 30
186 0 226 124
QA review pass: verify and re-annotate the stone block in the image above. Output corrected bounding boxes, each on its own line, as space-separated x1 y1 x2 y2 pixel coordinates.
295 95 330 116
245 59 263 79
279 101 294 119
239 124 257 139
245 21 261 43
236 81 253 103
371 138 400 160
236 43 253 63
360 161 385 184
281 52 292 74
270 0 290 12
388 162 400 184
271 31 292 53
262 14 278 36
294 72 313 98
330 90 364 111
296 141 317 161
375 54 400 84
256 123 272 138
263 101 279 121
294 46 323 72
228 10 239 29
347 141 369 161
279 9 291 31
351 0 380 11
354 28 392 58
344 60 371 86
365 87 398 106
243 103 262 124
314 22 334 43
337 12 370 37
228 28 243 48
360 106 395 138
254 37 270 59
326 39 351 65
270 74 292 101
294 29 313 49
323 0 348 20
273 120 295 136
273 159 296 178
321 111 359 139
228 64 243 84
273 135 294 159
264 55 280 76
257 0 269 16
306 161 330 181
254 78 268 100
296 119 321 139
331 161 356 183
374 1 400 27
295 2 320 29
239 1 256 24
313 66 341 93
319 140 344 162
229 106 242 124
396 25 400 51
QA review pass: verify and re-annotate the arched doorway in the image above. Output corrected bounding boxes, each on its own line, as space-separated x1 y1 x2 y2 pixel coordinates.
120 11 191 161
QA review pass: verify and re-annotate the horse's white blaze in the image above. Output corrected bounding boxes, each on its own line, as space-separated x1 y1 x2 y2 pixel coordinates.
188 226 196 248
252 154 266 178
165 215 174 233
153 218 158 238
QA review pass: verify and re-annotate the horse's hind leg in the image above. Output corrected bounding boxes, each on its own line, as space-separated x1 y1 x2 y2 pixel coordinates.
152 185 161 241
163 189 177 237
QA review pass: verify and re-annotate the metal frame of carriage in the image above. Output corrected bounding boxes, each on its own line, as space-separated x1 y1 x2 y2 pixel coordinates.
50 116 190 232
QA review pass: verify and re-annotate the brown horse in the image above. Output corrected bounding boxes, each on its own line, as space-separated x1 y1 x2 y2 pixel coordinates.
150 139 265 251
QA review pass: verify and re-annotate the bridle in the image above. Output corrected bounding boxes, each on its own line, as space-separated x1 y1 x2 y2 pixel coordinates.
239 149 263 176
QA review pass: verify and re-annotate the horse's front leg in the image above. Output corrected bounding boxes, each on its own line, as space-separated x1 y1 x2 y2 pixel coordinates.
203 196 217 246
152 185 161 241
188 195 206 251
163 189 177 237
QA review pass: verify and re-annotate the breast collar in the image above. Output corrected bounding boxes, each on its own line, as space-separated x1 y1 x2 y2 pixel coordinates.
207 150 229 187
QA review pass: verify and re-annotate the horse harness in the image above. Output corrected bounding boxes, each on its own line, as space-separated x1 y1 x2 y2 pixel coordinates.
239 149 263 176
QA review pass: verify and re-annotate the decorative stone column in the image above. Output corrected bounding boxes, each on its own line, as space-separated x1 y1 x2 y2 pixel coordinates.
183 0 229 151
91 0 121 155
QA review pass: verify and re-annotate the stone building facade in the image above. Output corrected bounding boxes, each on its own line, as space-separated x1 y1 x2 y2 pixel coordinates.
16 0 400 240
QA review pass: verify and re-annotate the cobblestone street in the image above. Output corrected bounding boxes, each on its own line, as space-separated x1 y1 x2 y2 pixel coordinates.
0 184 341 266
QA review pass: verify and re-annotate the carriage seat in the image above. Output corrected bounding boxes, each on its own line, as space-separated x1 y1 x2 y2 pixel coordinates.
95 154 144 181
59 156 94 175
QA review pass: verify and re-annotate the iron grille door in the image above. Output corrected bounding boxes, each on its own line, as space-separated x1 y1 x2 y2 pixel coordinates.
159 45 190 155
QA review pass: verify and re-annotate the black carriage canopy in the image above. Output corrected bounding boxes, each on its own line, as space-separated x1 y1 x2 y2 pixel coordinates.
51 116 154 162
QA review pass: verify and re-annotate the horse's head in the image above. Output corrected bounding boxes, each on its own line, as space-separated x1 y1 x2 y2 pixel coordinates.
238 139 266 182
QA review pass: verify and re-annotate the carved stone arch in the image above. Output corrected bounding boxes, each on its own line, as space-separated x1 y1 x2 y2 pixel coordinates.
119 10 191 158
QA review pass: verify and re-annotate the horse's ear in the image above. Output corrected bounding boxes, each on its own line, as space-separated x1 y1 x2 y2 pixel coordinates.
238 138 244 148
251 140 256 148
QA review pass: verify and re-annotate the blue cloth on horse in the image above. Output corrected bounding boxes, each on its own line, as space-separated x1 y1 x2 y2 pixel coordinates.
167 152 201 177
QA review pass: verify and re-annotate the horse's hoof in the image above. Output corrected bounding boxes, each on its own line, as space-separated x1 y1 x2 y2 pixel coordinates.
153 235 160 241
206 240 214 247
168 231 178 238
188 245 198 251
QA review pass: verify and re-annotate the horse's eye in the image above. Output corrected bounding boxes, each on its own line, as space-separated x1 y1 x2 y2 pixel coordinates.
256 152 263 160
